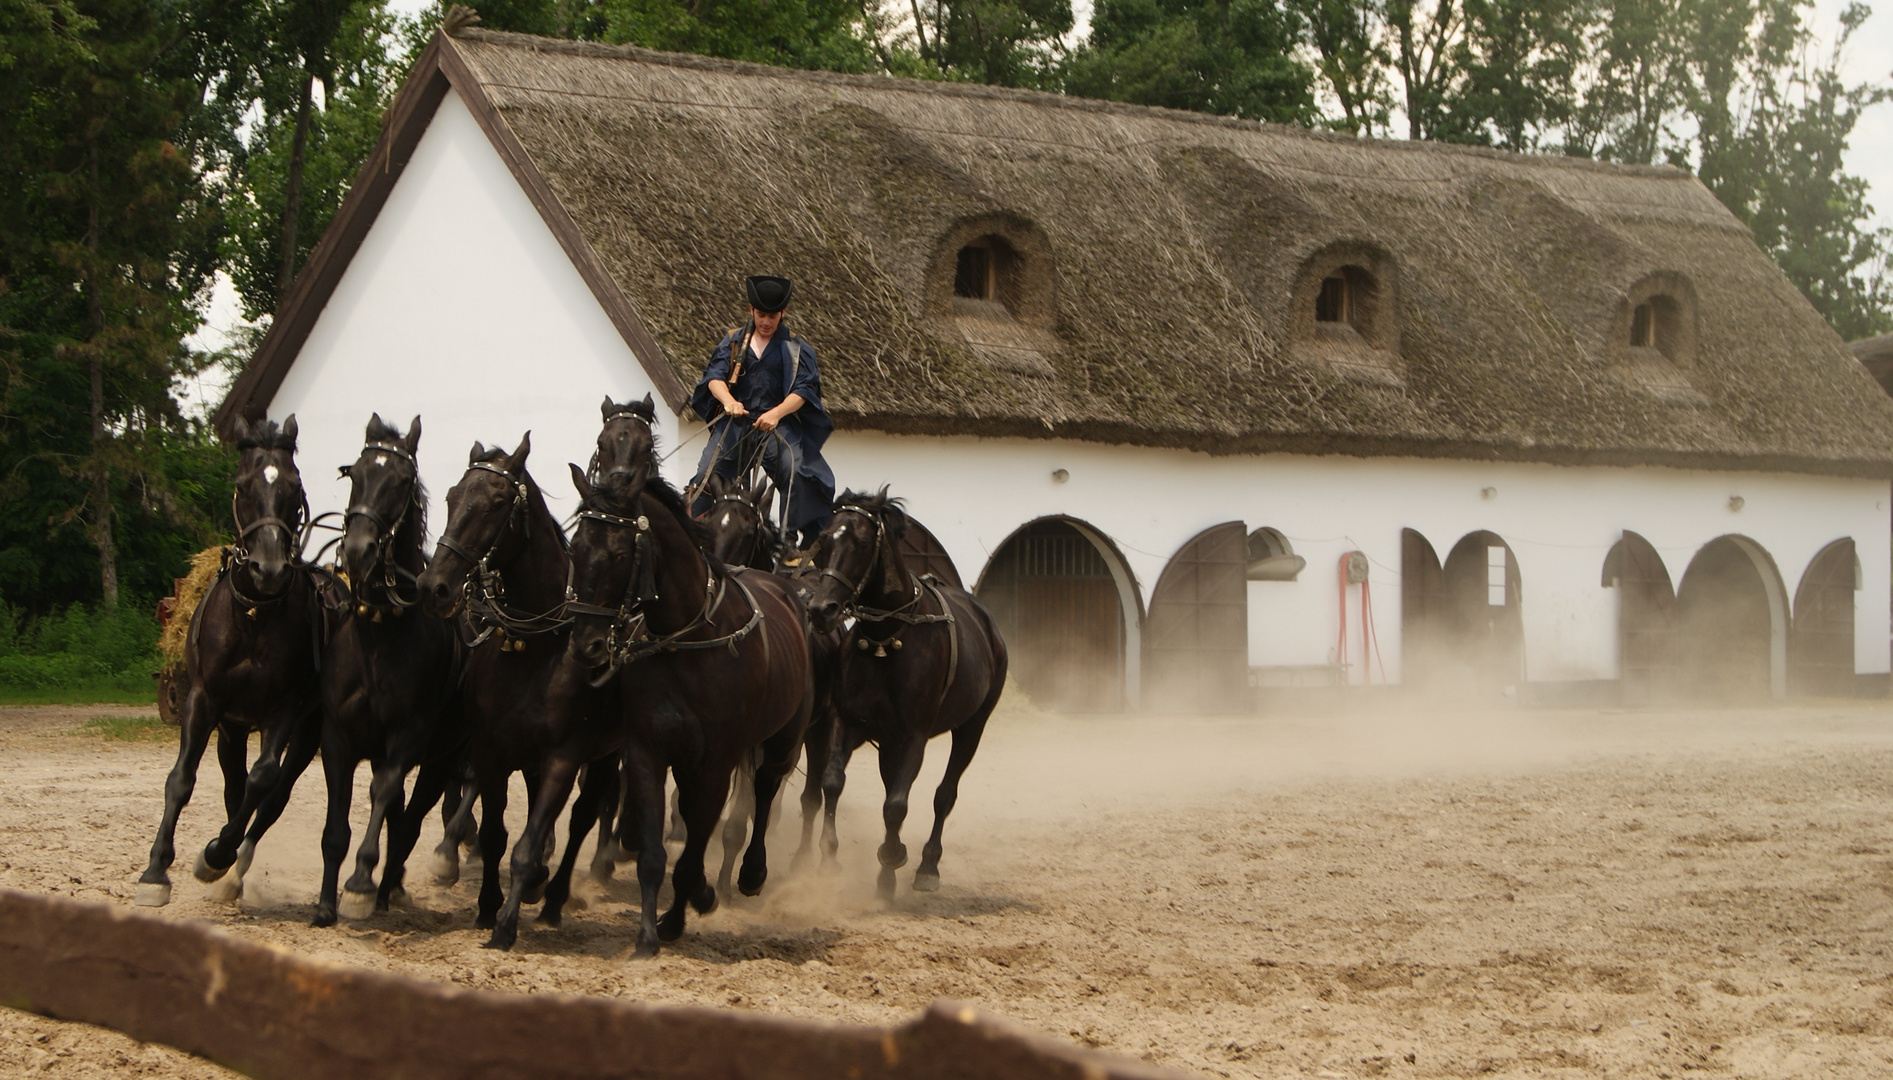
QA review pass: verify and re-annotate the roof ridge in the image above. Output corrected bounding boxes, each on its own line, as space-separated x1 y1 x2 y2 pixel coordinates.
449 26 1691 181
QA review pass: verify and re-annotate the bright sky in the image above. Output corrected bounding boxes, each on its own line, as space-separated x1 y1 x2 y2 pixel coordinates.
187 0 1891 372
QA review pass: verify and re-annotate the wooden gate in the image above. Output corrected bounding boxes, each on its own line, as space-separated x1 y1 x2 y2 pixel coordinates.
1612 531 1677 705
1144 522 1248 712
1441 532 1523 688
1791 538 1855 697
977 521 1124 712
1400 529 1447 685
897 516 964 589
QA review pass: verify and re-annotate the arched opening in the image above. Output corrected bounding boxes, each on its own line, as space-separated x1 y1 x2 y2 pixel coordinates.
1791 538 1857 697
1245 527 1304 581
1440 531 1524 690
1676 535 1788 700
1400 529 1447 685
1293 241 1401 386
1614 271 1699 396
1602 531 1678 704
977 518 1141 712
1146 522 1249 713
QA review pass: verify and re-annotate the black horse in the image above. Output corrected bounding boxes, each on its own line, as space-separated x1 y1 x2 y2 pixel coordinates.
416 430 622 950
313 414 464 926
566 394 813 957
136 416 327 907
696 470 842 873
805 489 1008 899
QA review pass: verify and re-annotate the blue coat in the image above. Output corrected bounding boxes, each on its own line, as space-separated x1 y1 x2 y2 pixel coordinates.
688 325 836 509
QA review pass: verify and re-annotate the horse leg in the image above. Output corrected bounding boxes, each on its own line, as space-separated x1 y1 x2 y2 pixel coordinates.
587 758 624 882
914 709 990 892
473 773 510 930
791 706 836 873
517 770 554 904
717 755 755 900
213 719 247 845
659 768 729 943
819 725 867 872
340 760 405 920
613 754 640 861
874 732 928 902
136 684 215 907
210 713 319 905
312 740 354 927
199 719 295 896
739 724 802 897
542 759 608 926
626 749 668 959
666 783 687 844
432 773 478 886
485 756 577 951
379 755 450 912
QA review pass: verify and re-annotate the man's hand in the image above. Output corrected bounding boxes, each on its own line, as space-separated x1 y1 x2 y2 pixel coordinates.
753 410 780 432
723 400 750 419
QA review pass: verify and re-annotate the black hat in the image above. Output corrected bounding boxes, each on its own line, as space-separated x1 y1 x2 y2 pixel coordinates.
745 275 793 313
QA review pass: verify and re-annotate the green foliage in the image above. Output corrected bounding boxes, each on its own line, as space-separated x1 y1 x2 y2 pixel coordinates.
1066 0 1314 119
0 600 161 699
69 714 171 740
596 0 879 73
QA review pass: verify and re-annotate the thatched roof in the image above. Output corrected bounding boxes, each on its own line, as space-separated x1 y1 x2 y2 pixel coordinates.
221 25 1893 477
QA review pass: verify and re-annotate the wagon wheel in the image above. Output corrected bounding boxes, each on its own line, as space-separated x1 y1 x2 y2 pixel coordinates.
156 664 186 727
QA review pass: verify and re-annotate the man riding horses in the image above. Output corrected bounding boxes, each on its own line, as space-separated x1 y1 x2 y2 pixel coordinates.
689 275 836 549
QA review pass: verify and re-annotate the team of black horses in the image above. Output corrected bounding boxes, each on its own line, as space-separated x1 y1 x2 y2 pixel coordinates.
134 397 1008 957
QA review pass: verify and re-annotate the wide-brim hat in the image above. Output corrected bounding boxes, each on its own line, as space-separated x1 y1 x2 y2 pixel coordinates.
745 275 793 313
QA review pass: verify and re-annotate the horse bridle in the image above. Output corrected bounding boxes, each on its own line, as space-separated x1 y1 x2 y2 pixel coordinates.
434 461 571 647
818 505 911 618
435 461 529 570
344 440 421 611
226 470 312 609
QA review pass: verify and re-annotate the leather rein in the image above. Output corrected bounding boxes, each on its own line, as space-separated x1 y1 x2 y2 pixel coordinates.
436 462 574 649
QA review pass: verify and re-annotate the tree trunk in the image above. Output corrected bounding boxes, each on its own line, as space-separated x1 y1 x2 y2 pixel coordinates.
276 68 315 315
85 133 118 609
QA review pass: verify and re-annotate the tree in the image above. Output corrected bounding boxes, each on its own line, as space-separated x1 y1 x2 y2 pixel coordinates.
1065 0 1315 120
1295 0 1391 134
598 0 880 73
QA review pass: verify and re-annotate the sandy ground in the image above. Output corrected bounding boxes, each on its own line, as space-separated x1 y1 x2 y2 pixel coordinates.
1 695 1891 1079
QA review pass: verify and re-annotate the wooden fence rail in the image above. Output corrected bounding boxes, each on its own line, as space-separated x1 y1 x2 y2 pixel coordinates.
0 889 1186 1080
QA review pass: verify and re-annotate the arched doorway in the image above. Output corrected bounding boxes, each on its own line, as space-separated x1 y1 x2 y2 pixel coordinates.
1603 531 1678 704
1675 535 1788 700
977 518 1141 712
1145 522 1248 713
897 516 963 588
1791 538 1856 697
1400 529 1447 685
1440 531 1524 689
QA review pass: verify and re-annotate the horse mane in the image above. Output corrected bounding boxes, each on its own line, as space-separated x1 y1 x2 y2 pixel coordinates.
836 487 910 543
237 419 296 452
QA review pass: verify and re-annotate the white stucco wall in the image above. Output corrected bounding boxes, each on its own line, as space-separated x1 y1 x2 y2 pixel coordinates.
265 87 1891 708
268 88 667 537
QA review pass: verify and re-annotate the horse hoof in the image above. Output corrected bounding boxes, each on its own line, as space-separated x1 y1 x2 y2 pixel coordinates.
312 906 337 928
192 847 228 883
535 908 564 928
912 871 940 893
564 893 589 912
520 882 547 905
658 911 687 941
482 931 517 951
133 882 171 908
691 886 718 915
429 851 460 887
632 938 660 960
738 868 767 897
338 890 376 921
204 871 243 904
876 867 897 902
385 886 411 911
589 859 615 884
877 844 908 870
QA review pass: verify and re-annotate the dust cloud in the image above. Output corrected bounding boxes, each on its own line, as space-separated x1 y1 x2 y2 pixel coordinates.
3 695 1892 1079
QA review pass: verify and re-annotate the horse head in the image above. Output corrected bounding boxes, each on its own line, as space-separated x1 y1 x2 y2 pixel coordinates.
230 414 306 599
701 472 776 569
564 461 641 674
340 413 424 602
590 394 656 502
807 487 911 633
419 432 531 618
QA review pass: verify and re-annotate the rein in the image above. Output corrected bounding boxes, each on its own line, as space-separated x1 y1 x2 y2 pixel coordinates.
344 440 425 614
568 499 765 688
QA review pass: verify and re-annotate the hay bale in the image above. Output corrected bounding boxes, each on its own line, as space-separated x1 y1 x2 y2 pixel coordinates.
159 547 227 667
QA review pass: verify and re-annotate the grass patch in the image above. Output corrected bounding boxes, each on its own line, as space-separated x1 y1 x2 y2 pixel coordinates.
0 683 158 707
65 714 171 742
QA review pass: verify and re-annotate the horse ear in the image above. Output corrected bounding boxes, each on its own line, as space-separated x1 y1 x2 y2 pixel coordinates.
569 462 594 503
281 415 298 447
509 431 531 475
600 396 618 421
468 440 486 463
367 412 387 439
231 416 252 444
338 464 353 479
637 393 654 421
404 415 422 455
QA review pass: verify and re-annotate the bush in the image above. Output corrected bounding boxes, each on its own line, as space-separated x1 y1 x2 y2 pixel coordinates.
0 600 161 701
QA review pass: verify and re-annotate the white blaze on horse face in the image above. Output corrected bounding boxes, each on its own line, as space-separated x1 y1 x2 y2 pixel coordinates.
263 465 279 485
719 511 733 529
375 454 389 467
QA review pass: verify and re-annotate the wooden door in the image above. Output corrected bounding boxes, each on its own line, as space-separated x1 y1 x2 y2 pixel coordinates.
1018 577 1123 711
1144 522 1248 712
1615 531 1677 705
1791 538 1855 697
1401 529 1447 685
897 517 963 589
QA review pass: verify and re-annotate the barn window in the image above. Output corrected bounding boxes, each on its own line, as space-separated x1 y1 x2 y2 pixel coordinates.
1615 274 1697 391
1294 246 1400 386
1487 545 1507 606
1245 527 1305 581
1630 302 1655 347
1313 267 1376 333
955 242 995 301
1316 276 1350 323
